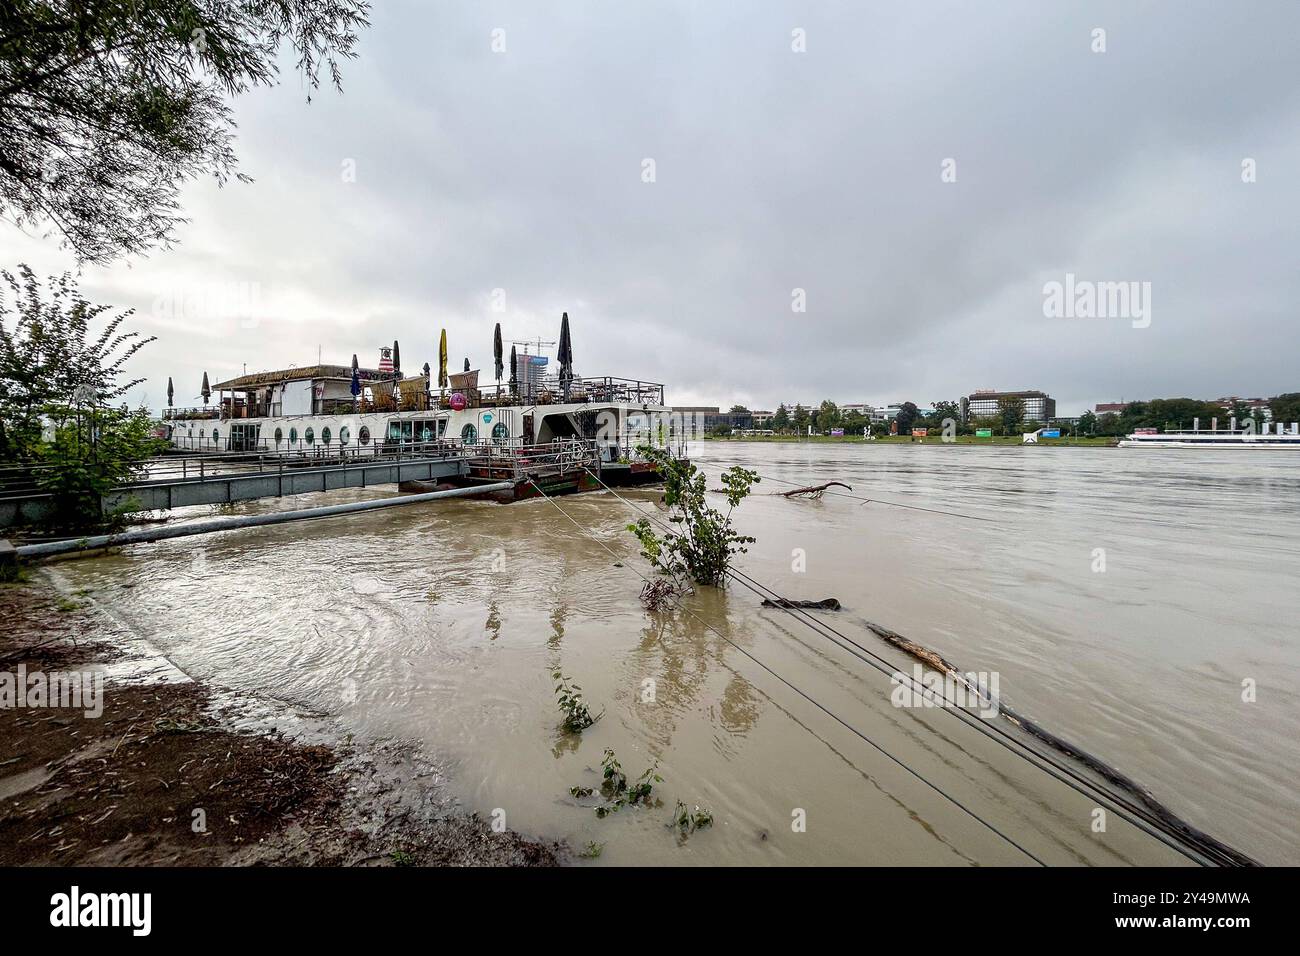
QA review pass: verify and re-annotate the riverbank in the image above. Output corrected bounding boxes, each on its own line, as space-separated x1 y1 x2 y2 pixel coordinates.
0 576 562 866
703 434 1118 446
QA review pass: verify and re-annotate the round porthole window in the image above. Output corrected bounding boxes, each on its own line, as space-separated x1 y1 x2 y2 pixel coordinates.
322 426 332 445
305 427 315 445
212 428 220 442
359 425 371 445
339 425 350 445
274 427 283 446
461 424 477 445
289 426 298 444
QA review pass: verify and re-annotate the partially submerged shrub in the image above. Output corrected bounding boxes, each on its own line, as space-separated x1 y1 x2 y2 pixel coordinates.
627 445 759 589
600 748 627 797
670 801 714 834
639 577 685 612
578 748 662 818
553 671 601 732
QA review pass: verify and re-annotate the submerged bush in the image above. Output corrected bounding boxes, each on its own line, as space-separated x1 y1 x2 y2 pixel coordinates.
627 445 759 589
553 671 602 733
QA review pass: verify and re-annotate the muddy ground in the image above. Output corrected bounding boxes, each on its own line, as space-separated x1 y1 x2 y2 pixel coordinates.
0 575 562 866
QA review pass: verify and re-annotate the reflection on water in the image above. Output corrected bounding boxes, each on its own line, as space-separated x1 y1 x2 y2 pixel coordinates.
41 442 1300 864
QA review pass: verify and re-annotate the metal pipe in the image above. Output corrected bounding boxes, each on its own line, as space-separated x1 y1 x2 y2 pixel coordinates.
15 480 516 561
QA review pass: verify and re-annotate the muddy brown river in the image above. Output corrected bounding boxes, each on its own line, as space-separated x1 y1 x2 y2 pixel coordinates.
40 442 1300 865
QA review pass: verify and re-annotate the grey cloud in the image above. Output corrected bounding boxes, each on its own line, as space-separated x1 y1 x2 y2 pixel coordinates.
4 0 1298 414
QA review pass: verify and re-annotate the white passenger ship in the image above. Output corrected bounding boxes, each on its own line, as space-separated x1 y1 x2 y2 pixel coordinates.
1119 426 1300 448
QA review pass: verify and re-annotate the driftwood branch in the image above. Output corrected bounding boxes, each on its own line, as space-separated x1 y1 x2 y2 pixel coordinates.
774 481 851 499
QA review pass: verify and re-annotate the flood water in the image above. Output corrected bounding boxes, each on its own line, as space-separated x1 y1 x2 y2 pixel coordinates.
43 442 1300 865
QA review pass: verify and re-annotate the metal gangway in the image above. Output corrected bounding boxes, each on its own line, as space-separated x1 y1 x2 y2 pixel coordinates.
0 439 610 529
0 443 470 529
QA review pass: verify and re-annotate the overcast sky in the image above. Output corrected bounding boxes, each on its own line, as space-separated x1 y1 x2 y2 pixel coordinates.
4 0 1299 415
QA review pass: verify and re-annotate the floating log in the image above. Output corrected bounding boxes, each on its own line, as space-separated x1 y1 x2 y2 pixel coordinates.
856 617 1259 867
761 597 841 611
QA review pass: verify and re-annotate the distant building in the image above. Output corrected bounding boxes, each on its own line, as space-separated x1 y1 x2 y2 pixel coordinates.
868 403 935 423
1094 397 1274 423
964 389 1056 422
669 406 718 438
708 410 754 431
512 351 550 399
668 405 755 433
1216 396 1273 422
751 410 775 427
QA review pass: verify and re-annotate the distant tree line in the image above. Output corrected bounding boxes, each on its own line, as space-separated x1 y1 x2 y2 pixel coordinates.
713 393 1300 438
758 400 957 437
1080 396 1296 437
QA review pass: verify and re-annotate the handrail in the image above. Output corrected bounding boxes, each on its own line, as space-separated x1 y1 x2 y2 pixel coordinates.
0 438 623 498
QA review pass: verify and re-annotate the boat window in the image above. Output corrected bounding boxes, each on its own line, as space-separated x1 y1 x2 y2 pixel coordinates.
387 420 401 441
437 419 448 437
492 422 509 443
322 426 332 445
339 425 350 445
305 427 315 445
461 424 477 445
416 421 434 442
212 427 220 442
401 421 413 442
289 426 298 444
359 425 371 445
274 427 283 446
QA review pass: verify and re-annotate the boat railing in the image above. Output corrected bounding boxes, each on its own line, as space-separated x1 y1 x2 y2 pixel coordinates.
463 438 600 479
443 375 664 409
161 407 222 421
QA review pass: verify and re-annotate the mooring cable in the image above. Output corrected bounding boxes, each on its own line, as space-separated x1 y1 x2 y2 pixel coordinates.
524 477 1048 866
684 460 1257 864
594 467 1226 864
580 466 1250 866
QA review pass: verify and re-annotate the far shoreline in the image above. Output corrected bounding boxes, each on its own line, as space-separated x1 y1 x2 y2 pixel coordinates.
698 435 1120 447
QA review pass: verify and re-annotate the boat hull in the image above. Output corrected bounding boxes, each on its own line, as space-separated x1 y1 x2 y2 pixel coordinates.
1119 438 1300 448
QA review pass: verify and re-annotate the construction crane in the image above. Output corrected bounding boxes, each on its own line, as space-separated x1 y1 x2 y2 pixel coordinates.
509 337 556 356
509 338 556 402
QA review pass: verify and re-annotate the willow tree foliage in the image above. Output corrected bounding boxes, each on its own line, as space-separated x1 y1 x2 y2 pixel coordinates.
0 0 370 263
